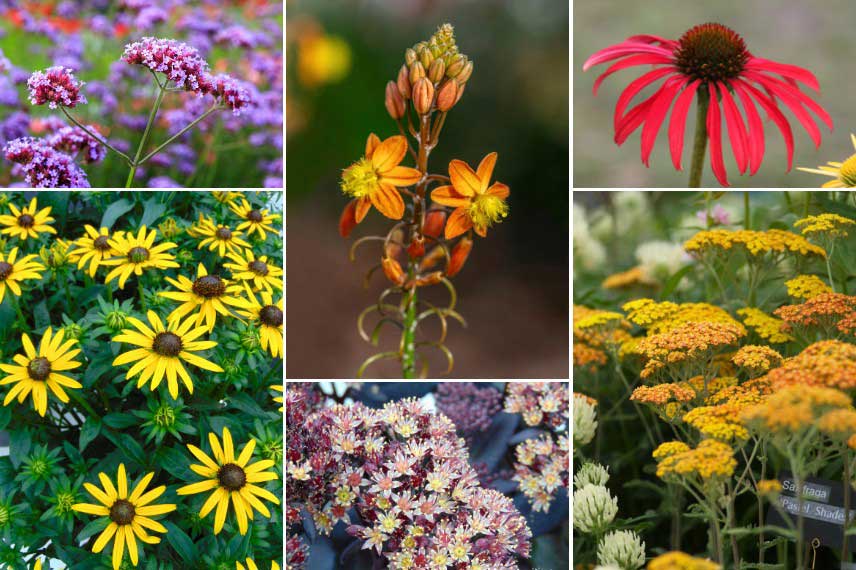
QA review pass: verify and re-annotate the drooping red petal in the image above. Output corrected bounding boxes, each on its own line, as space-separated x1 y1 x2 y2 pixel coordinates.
625 34 680 49
747 72 833 131
745 72 824 148
583 41 674 71
738 79 794 171
731 80 766 175
706 83 729 187
718 82 749 175
615 99 654 145
668 79 701 170
592 54 674 95
613 67 675 133
745 57 820 91
640 77 686 167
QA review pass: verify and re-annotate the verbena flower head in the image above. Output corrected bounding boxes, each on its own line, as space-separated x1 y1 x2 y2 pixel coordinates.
598 529 646 570
584 23 832 186
572 484 617 534
211 73 253 115
0 196 57 240
3 137 90 188
47 125 106 164
0 246 45 305
122 37 212 94
28 66 87 109
799 134 856 187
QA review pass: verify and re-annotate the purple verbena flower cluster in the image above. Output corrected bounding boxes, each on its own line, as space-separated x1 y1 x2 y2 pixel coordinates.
27 66 87 109
3 137 89 188
211 73 252 115
46 126 106 164
285 386 532 569
121 37 212 94
435 382 502 444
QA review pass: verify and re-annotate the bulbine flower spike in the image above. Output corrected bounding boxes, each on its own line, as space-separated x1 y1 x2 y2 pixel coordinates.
338 23 509 378
584 23 832 187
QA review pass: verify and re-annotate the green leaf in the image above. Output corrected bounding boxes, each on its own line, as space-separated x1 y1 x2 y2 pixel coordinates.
34 300 51 331
102 413 138 429
659 264 695 300
9 428 31 469
139 197 167 228
102 431 145 464
163 520 197 562
79 416 102 452
39 191 70 232
100 198 135 230
0 407 10 431
77 516 109 542
157 446 194 481
229 392 265 417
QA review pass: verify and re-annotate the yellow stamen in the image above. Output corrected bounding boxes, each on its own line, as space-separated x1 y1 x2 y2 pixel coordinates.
468 193 508 230
341 158 379 198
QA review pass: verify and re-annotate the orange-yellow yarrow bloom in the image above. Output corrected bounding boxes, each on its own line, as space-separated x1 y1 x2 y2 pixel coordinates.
430 152 510 239
340 134 422 221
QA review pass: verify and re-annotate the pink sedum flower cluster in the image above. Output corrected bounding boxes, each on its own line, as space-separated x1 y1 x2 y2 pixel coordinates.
504 381 569 429
286 386 531 570
27 66 87 109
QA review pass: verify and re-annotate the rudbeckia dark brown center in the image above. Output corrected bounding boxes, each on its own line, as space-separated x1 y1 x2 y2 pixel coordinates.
259 305 283 327
152 332 183 357
218 463 247 490
192 275 226 298
0 261 12 281
247 209 263 222
17 214 34 228
28 357 52 381
128 246 150 263
249 260 269 276
109 499 135 525
674 23 749 82
94 236 111 251
215 227 233 240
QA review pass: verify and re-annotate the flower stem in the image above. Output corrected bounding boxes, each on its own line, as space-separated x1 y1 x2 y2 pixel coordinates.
126 81 167 188
744 191 751 229
401 289 417 378
688 89 710 188
826 241 836 293
12 294 27 331
60 107 132 164
138 105 220 165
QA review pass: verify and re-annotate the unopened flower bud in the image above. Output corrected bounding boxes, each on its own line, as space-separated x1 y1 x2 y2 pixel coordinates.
428 59 445 83
177 249 195 263
436 79 459 112
407 235 425 259
455 83 466 105
409 61 426 85
240 328 261 351
422 209 447 239
339 199 358 238
419 48 434 70
158 217 180 239
105 309 129 331
408 271 443 288
61 323 84 341
419 246 446 271
386 228 404 259
413 78 434 115
384 80 406 120
446 236 473 277
396 65 411 99
445 54 465 78
456 60 474 84
404 48 417 66
382 256 406 286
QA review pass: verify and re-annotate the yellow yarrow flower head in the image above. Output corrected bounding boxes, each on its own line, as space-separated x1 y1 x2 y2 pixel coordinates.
785 274 832 300
794 212 856 239
223 248 283 294
67 226 125 278
0 246 45 305
229 198 281 240
654 439 736 481
798 134 856 187
158 263 251 332
101 226 178 289
194 219 251 257
0 197 56 240
72 463 176 570
0 327 82 417
741 385 852 434
112 310 223 399
737 307 793 344
647 551 721 570
757 479 782 495
177 427 280 535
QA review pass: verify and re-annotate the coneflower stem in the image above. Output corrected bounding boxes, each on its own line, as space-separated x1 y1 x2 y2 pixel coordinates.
688 89 710 188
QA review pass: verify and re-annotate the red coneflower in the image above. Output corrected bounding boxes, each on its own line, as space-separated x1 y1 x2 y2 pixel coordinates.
584 23 833 187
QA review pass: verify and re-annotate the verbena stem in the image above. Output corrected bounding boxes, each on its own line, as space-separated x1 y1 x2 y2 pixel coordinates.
688 89 710 188
138 105 219 165
126 81 167 188
60 107 132 164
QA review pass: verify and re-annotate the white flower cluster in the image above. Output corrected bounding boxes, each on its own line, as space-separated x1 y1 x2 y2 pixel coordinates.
574 461 609 488
573 204 607 271
634 240 690 284
573 394 597 447
598 529 646 570
572 484 617 534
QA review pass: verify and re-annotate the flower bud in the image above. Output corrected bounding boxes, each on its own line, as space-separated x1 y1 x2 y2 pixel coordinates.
409 61 426 85
61 323 84 341
404 48 417 66
445 54 465 78
428 59 445 83
382 256 406 286
413 78 434 115
456 60 474 84
384 80 406 120
240 328 261 351
408 271 443 288
105 309 129 331
436 79 459 112
158 217 180 239
422 209 447 239
446 236 472 277
339 199 358 238
386 228 404 259
396 64 411 99
419 47 434 70
419 246 446 271
455 83 466 105
407 235 425 259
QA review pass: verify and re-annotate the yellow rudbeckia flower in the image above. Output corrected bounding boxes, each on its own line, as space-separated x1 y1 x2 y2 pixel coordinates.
159 263 252 332
101 226 178 289
0 246 45 305
229 198 281 240
0 197 56 240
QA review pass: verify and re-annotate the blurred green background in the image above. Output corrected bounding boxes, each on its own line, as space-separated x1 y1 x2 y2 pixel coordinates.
286 0 569 378
574 0 856 188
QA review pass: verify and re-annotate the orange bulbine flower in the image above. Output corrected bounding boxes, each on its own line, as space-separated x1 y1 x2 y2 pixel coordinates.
340 134 422 222
430 152 509 239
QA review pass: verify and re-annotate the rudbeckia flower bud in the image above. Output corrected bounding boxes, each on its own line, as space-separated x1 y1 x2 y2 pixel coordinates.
407 235 425 259
436 79 459 112
384 80 406 120
413 78 434 115
396 64 411 99
404 48 417 66
422 209 447 239
456 60 474 84
419 47 434 70
382 256 406 286
339 199 358 238
446 54 465 78
428 59 445 83
409 61 426 86
419 246 446 271
446 236 472 277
